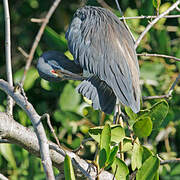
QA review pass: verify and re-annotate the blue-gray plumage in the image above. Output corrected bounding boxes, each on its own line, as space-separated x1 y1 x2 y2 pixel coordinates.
37 51 84 82
37 50 116 114
66 6 141 113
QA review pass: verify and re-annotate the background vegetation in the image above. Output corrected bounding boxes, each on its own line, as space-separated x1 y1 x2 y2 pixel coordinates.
0 0 180 179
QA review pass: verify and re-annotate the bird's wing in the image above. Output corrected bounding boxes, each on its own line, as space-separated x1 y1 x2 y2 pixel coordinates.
66 7 140 113
76 75 116 114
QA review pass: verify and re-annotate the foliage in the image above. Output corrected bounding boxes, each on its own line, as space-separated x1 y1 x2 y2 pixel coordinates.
0 0 180 179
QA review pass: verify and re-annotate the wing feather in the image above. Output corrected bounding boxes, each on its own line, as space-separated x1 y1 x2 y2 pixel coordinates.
66 6 141 113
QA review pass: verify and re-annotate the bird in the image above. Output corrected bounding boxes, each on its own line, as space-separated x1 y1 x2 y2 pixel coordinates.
37 50 116 114
37 6 141 114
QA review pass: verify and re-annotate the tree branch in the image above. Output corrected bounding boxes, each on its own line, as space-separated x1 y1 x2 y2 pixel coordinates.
0 173 8 180
0 80 114 179
160 158 180 165
119 14 180 20
0 79 55 180
143 74 180 100
0 112 114 180
137 53 180 62
135 0 180 49
3 0 13 115
20 0 62 85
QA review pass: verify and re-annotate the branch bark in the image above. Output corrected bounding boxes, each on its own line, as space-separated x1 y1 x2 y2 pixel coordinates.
135 0 180 49
0 79 55 180
137 53 180 62
119 14 180 20
3 0 13 115
0 112 114 180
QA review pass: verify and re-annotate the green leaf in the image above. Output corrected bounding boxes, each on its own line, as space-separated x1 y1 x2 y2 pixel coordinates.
170 164 180 176
111 125 125 143
149 100 169 129
153 171 159 180
44 26 67 51
99 124 111 169
122 138 133 152
14 67 39 91
64 154 76 180
133 117 152 138
138 100 169 130
105 146 118 170
0 144 17 169
131 140 143 171
40 79 52 91
88 125 125 144
125 106 137 120
59 83 81 111
136 156 160 180
112 157 129 180
142 146 153 163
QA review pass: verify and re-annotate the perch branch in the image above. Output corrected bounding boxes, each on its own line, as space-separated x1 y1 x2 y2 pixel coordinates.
135 0 180 49
137 53 180 62
0 112 114 180
3 0 13 115
20 0 62 85
0 79 55 180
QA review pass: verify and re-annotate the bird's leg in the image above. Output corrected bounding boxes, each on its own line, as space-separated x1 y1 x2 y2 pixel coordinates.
113 101 124 160
113 100 123 125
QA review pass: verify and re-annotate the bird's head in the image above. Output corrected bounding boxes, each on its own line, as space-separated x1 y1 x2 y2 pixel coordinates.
37 51 84 82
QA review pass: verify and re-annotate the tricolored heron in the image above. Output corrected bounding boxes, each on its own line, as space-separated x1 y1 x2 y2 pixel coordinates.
37 50 116 114
37 6 141 114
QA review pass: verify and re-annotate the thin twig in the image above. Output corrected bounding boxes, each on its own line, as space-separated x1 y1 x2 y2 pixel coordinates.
135 0 180 49
41 113 66 154
114 0 123 16
143 74 180 100
112 165 118 180
20 0 62 85
114 0 136 42
160 158 180 165
137 53 180 62
119 14 180 20
143 94 172 100
17 47 29 58
3 0 13 115
129 170 137 180
176 6 180 12
31 18 45 23
0 79 55 180
73 138 94 153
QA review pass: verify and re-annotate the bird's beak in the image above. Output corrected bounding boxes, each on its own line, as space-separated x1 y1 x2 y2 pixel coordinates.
53 69 84 81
